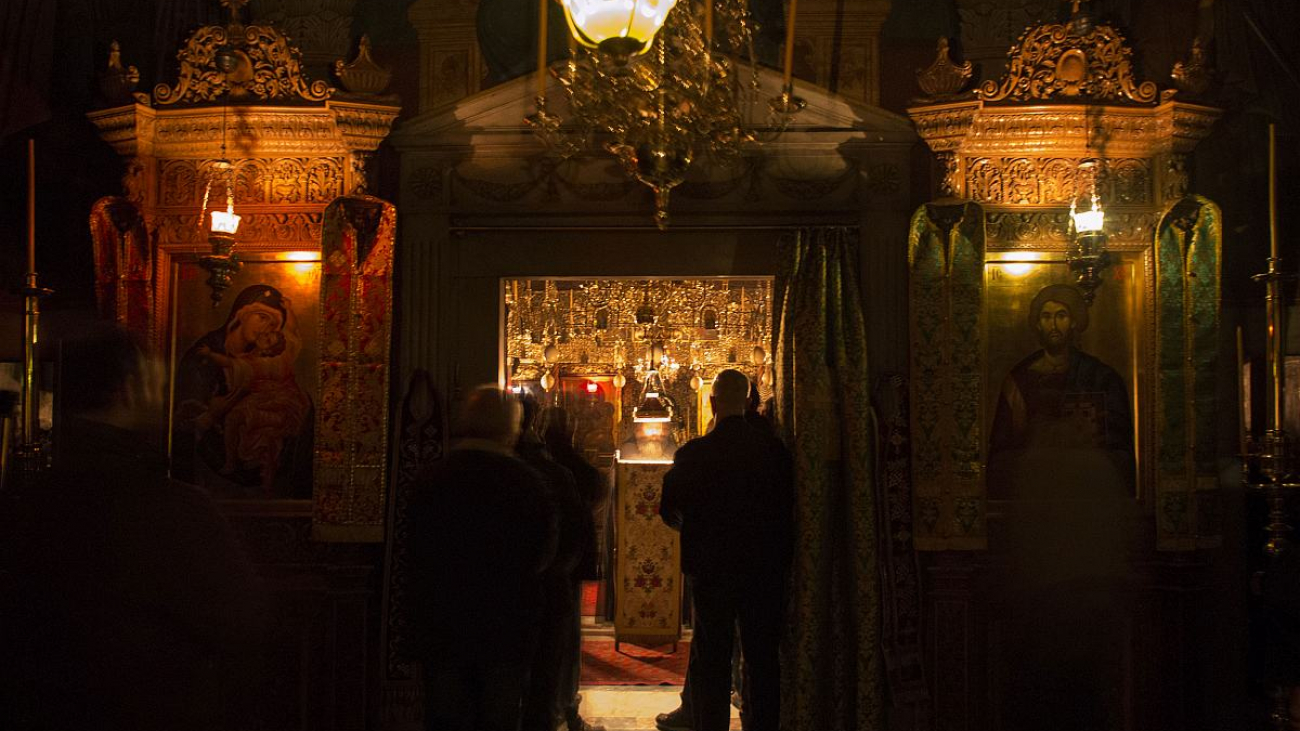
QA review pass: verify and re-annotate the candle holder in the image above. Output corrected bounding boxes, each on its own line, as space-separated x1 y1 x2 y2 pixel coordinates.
14 273 54 489
1241 123 1300 731
199 228 241 307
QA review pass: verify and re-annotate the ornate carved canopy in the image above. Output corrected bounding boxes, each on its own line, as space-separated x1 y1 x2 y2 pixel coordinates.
908 11 1221 246
975 14 1156 104
87 2 400 269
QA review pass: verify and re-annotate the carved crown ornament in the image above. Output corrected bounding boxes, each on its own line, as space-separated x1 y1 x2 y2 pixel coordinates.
907 3 1222 206
154 0 331 106
88 0 400 199
976 5 1156 105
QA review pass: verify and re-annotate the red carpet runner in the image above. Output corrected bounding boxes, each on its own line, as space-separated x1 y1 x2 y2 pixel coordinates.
579 639 688 686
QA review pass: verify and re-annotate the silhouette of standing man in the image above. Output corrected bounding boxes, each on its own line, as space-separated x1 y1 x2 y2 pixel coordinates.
407 386 558 731
660 369 793 731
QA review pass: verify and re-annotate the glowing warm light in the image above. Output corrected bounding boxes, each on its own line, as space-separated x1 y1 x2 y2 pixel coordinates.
1071 197 1105 234
510 384 525 394
560 0 677 55
209 206 241 235
585 381 600 394
282 251 317 261
1001 263 1035 277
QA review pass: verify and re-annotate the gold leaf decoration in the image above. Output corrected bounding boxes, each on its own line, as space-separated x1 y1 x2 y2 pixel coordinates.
154 23 332 106
916 37 973 99
977 20 1157 104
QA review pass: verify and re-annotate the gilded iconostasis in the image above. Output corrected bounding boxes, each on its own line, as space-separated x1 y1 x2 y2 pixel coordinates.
504 278 773 456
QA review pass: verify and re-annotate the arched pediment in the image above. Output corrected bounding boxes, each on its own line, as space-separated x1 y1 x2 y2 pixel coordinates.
391 67 915 224
394 66 913 145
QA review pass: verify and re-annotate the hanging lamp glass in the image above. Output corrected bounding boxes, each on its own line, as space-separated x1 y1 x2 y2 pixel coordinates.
633 368 673 422
559 0 678 60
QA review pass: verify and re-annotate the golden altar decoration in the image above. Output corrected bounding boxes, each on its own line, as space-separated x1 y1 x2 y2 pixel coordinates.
87 0 400 539
614 457 682 649
906 8 1223 550
505 278 772 381
505 277 773 450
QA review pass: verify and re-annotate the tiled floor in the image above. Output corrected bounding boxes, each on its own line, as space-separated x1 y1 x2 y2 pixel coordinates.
576 686 742 731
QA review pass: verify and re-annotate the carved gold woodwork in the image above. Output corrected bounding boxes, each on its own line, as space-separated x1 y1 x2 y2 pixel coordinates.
916 38 973 100
976 16 1156 103
153 23 331 105
907 10 1224 552
909 101 1220 215
333 35 393 95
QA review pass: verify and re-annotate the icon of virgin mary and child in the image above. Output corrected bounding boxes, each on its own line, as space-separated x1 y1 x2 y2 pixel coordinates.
174 285 314 499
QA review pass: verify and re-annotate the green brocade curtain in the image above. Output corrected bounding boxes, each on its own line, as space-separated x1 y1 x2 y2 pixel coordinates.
773 227 882 731
1154 195 1222 549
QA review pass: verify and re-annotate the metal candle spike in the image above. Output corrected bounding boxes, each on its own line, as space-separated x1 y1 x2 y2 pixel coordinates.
14 139 54 488
1244 123 1298 559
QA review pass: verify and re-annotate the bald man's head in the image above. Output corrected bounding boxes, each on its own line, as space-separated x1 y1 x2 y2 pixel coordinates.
454 385 522 446
710 368 750 419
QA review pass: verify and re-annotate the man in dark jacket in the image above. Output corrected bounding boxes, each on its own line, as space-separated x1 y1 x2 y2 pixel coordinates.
0 326 266 731
541 406 608 731
660 369 794 731
516 397 604 731
407 386 558 731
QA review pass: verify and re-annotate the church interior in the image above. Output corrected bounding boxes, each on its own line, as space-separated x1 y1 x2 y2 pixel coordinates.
1 0 1299 729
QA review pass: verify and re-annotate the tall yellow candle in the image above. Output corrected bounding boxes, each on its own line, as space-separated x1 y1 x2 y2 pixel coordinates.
27 138 35 273
537 0 549 98
704 0 712 50
1269 124 1278 261
782 0 798 91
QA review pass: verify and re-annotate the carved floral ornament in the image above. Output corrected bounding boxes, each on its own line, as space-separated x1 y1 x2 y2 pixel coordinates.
150 0 330 106
977 16 1156 104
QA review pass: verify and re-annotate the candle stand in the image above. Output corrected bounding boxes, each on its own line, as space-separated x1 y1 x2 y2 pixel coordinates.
1242 123 1299 730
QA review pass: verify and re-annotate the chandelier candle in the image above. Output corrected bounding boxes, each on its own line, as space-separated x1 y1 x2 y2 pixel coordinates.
704 0 712 48
782 0 797 92
537 0 549 98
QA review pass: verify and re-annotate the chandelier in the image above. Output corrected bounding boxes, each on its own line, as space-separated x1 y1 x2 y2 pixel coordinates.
504 278 773 388
529 0 804 228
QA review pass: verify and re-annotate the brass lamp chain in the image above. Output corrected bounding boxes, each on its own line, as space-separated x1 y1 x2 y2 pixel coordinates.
197 178 212 233
221 97 231 206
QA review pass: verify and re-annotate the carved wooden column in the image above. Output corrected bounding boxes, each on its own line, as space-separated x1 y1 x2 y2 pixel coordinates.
408 0 482 114
795 0 892 106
